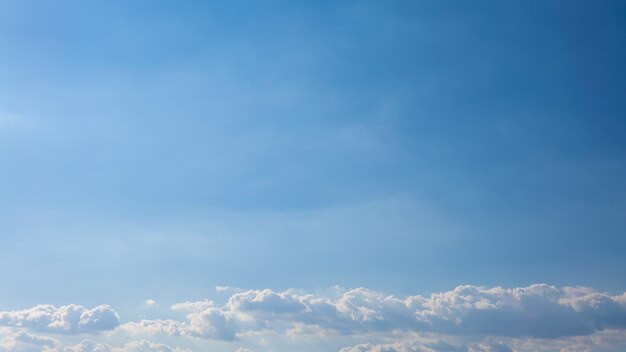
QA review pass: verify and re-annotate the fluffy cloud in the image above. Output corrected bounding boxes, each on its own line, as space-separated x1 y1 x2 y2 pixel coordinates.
3 284 626 351
124 284 626 341
0 329 187 352
338 328 626 352
60 339 186 352
122 320 185 337
0 305 120 334
338 339 513 352
123 301 237 341
144 301 158 309
107 340 186 352
0 329 58 352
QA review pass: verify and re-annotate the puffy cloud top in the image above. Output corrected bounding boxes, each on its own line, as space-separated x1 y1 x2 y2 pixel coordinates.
123 284 626 341
0 329 187 352
2 284 626 351
338 340 514 352
0 304 120 334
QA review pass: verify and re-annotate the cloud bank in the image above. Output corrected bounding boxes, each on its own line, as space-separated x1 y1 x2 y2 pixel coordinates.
2 284 626 351
0 305 119 334
339 339 514 352
123 284 626 341
0 329 187 352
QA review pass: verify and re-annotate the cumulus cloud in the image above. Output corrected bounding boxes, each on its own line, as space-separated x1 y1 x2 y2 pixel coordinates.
411 284 626 337
0 329 188 352
61 339 187 352
0 305 120 334
122 284 626 341
339 328 626 352
108 340 186 352
4 285 626 351
0 329 58 352
338 339 513 352
123 301 237 341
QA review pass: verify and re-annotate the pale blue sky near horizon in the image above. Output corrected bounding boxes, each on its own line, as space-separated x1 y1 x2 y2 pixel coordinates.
1 0 626 323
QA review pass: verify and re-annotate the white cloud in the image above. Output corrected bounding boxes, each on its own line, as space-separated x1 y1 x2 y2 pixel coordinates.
0 329 58 352
122 284 626 341
215 286 243 294
338 329 626 352
0 305 120 334
121 320 185 337
144 301 158 309
123 303 237 341
0 329 188 352
108 340 186 352
3 284 626 351
334 333 512 352
338 339 513 352
61 339 188 352
411 284 626 337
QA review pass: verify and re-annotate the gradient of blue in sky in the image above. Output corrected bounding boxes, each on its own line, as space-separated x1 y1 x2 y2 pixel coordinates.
1 1 626 351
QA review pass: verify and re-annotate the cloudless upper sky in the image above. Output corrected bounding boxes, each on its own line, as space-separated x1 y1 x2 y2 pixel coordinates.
1 0 626 320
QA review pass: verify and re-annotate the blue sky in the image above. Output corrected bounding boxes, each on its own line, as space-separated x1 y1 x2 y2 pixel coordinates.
1 1 626 351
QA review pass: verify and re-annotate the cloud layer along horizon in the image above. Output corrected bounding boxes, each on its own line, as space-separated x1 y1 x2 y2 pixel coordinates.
1 284 626 351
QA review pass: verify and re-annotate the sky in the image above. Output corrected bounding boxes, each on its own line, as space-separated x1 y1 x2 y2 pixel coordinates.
1 1 626 351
